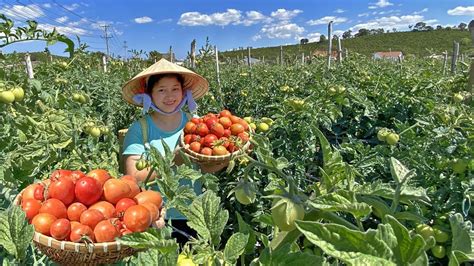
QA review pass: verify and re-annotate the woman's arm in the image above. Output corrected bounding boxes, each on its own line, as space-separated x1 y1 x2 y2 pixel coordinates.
124 155 158 182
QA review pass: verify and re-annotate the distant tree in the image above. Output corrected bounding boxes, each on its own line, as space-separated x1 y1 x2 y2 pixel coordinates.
300 38 309 45
460 37 471 46
355 28 369 37
369 28 384 35
148 50 162 61
425 26 434 31
319 35 327 43
342 30 352 39
413 22 426 31
445 26 452 31
458 22 467 30
436 25 443 30
408 25 413 30
392 28 397 32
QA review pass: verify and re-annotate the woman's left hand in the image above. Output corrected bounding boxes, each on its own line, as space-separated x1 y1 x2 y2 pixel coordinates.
152 207 167 229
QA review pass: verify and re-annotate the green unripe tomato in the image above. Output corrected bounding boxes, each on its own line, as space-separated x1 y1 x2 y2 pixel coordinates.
386 133 400 145
78 94 87 104
100 127 110 134
261 117 274 126
432 225 449 243
328 87 337 95
234 181 256 205
12 86 24 101
258 122 269 132
431 245 446 259
135 159 148 171
377 128 390 142
271 197 305 231
72 93 81 102
243 116 252 123
453 93 464 103
452 159 467 174
89 127 101 138
416 224 435 241
0 91 15 104
336 85 346 93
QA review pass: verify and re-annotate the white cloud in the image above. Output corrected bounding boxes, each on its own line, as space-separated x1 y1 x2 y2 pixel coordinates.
350 15 438 32
413 8 428 15
43 3 51 8
447 6 474 16
38 23 89 36
307 32 321 42
259 22 305 39
56 16 68 23
334 9 345 14
307 16 347 26
241 11 271 26
358 12 369 17
65 3 80 11
252 34 262 41
0 4 44 20
178 9 242 26
270 9 302 21
369 0 393 9
68 18 88 27
134 16 153 24
333 30 344 36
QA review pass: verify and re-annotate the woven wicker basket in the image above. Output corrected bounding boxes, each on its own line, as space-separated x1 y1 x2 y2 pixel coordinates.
14 182 138 266
178 131 251 173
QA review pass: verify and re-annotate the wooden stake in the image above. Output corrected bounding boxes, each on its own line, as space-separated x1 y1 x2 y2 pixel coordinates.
102 55 107 72
468 20 474 95
191 39 196 68
327 21 333 69
443 51 448 75
337 36 342 62
302 53 305 64
280 45 283 66
247 47 251 67
451 41 459 74
24 53 34 79
169 46 173 63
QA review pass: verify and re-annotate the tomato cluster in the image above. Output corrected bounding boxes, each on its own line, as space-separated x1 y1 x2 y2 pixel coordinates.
20 169 163 243
183 110 251 156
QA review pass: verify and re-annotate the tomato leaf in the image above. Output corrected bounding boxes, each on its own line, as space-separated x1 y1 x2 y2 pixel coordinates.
180 191 229 247
0 205 34 260
448 213 474 266
117 227 177 253
236 212 257 254
308 190 371 219
223 232 248 264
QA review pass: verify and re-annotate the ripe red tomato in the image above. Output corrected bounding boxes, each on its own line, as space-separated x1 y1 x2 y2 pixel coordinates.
223 129 231 138
219 117 232 129
205 117 219 129
238 132 250 143
86 169 111 187
75 176 103 206
21 198 42 221
39 198 67 219
22 183 43 201
219 109 232 118
70 170 86 183
50 218 71 240
103 179 132 204
50 169 73 182
89 201 116 219
201 147 213 156
229 115 241 124
80 209 105 230
32 213 57 236
238 120 250 131
34 184 45 201
203 113 217 124
184 121 196 134
210 123 225 138
134 190 163 208
67 202 87 221
189 141 201 153
219 137 230 148
195 123 209 137
213 145 229 156
190 117 201 124
184 134 193 144
230 123 245 135
115 198 137 217
120 175 141 198
202 134 218 148
70 224 94 243
94 219 120 243
123 205 152 232
48 177 75 206
141 202 160 221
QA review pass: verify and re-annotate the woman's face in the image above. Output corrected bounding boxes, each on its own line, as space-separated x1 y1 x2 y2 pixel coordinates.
151 76 183 113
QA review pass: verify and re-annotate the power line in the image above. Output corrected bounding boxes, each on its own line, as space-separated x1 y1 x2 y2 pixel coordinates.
100 24 112 57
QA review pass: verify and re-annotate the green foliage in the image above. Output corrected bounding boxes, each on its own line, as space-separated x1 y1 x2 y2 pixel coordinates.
0 206 34 261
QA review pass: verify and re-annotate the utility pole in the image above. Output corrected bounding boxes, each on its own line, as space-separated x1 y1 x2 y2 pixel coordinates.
123 41 128 61
101 24 112 58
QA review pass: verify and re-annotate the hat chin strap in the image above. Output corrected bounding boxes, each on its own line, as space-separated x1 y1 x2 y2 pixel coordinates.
132 90 197 115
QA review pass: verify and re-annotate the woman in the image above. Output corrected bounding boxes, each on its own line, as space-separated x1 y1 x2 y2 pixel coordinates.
121 58 208 245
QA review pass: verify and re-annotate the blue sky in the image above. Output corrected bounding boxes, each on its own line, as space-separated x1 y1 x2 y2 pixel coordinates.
1 0 473 59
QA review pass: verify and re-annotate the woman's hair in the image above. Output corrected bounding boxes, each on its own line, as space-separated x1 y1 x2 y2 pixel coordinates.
146 74 185 94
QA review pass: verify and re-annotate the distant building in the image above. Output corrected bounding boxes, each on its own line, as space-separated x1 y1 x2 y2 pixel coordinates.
242 56 261 65
373 51 403 60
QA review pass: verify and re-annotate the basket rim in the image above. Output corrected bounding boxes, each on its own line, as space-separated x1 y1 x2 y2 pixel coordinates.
179 130 251 161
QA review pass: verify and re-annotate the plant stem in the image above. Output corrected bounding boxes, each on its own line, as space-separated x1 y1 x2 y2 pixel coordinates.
399 122 420 136
143 166 156 190
390 184 402 213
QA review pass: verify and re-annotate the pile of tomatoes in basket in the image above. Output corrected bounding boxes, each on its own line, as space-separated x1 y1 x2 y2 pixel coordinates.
20 169 162 243
183 109 251 156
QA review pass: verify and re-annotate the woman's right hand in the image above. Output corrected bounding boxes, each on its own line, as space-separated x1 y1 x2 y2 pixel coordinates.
152 208 167 229
124 155 157 182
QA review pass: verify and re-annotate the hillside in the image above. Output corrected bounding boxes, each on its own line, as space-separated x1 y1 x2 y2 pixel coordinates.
220 29 472 62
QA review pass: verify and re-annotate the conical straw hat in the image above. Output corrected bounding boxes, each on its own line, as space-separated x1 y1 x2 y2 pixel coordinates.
122 58 209 106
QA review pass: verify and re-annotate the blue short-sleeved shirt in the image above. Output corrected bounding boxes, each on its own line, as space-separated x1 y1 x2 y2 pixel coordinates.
122 111 202 220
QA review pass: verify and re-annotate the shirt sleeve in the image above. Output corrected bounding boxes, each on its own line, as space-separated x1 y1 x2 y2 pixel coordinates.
122 121 145 156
